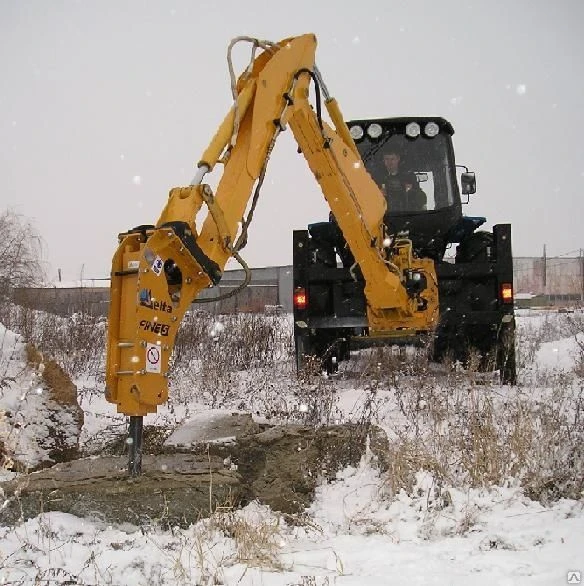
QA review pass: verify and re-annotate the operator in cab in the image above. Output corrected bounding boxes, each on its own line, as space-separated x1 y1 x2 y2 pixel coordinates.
381 147 427 213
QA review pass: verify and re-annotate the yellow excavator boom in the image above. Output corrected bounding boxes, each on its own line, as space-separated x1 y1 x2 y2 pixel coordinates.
105 34 438 421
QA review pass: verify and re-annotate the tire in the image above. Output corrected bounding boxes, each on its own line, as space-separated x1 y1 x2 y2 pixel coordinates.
497 321 517 385
295 331 346 375
456 231 493 263
323 353 339 375
294 334 312 373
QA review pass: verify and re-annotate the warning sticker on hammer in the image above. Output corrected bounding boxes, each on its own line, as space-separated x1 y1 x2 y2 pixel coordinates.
151 256 164 276
145 343 161 373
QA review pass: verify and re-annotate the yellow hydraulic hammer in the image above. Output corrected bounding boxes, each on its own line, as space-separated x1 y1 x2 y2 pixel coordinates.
105 185 223 473
105 185 218 417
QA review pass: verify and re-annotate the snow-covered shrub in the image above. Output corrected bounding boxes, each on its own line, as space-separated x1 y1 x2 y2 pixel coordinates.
5 305 106 380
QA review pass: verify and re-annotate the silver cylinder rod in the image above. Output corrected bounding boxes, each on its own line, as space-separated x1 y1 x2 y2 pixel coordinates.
190 164 210 186
313 66 331 101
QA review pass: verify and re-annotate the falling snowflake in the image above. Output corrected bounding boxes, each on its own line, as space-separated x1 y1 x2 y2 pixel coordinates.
133 175 142 185
450 96 463 106
352 36 360 45
516 84 527 95
209 321 225 339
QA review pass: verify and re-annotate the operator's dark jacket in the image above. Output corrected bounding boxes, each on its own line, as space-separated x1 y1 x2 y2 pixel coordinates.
382 171 426 213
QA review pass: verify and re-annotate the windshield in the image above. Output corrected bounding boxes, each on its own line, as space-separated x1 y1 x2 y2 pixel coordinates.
356 134 457 213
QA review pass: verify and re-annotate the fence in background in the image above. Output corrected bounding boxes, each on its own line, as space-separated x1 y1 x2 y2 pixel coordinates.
12 257 584 316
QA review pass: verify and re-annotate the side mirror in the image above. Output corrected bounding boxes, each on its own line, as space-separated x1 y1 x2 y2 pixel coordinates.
461 172 476 195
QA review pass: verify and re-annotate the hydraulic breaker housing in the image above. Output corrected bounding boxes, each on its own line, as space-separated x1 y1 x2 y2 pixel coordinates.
105 185 220 416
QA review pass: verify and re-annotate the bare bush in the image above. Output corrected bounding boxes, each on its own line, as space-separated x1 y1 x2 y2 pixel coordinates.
563 310 584 377
2 304 105 380
0 209 45 301
168 313 293 409
516 310 583 371
290 357 338 426
173 313 289 370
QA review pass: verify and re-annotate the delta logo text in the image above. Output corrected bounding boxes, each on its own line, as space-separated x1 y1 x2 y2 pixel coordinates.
139 288 173 313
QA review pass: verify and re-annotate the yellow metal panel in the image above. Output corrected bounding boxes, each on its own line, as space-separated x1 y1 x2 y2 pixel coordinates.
106 187 213 415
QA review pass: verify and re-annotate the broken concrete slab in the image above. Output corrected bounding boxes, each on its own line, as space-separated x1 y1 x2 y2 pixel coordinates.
0 421 389 527
0 454 242 528
164 410 262 447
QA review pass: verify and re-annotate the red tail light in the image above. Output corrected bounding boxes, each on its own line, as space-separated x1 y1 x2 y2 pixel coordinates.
293 287 307 310
500 282 513 304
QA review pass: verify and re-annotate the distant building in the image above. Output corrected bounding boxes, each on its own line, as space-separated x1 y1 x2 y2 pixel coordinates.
514 256 583 306
12 257 584 316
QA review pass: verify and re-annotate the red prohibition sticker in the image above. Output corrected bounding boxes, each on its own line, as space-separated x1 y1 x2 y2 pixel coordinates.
145 343 161 373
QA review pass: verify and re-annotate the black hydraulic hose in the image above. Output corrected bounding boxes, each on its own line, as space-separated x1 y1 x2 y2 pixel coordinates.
192 249 252 304
293 68 323 130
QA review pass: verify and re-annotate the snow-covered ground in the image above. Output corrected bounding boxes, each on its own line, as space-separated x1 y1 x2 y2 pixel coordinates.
0 309 583 585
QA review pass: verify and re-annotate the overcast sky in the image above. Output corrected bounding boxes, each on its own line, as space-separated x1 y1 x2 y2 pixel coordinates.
1 0 583 282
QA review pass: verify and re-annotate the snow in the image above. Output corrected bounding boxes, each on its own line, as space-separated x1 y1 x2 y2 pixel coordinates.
0 309 583 584
515 293 536 300
0 327 81 472
306 462 583 584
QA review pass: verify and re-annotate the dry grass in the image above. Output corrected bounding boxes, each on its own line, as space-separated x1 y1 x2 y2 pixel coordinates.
212 509 284 570
366 355 584 503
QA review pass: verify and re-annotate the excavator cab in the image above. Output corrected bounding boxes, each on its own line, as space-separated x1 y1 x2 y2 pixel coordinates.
296 114 515 385
347 117 468 261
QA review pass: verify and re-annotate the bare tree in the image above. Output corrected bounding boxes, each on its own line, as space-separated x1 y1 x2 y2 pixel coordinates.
0 209 45 297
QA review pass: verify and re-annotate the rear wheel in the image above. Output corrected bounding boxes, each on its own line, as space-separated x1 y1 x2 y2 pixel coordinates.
294 330 347 375
294 333 314 373
496 321 517 385
452 230 516 384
